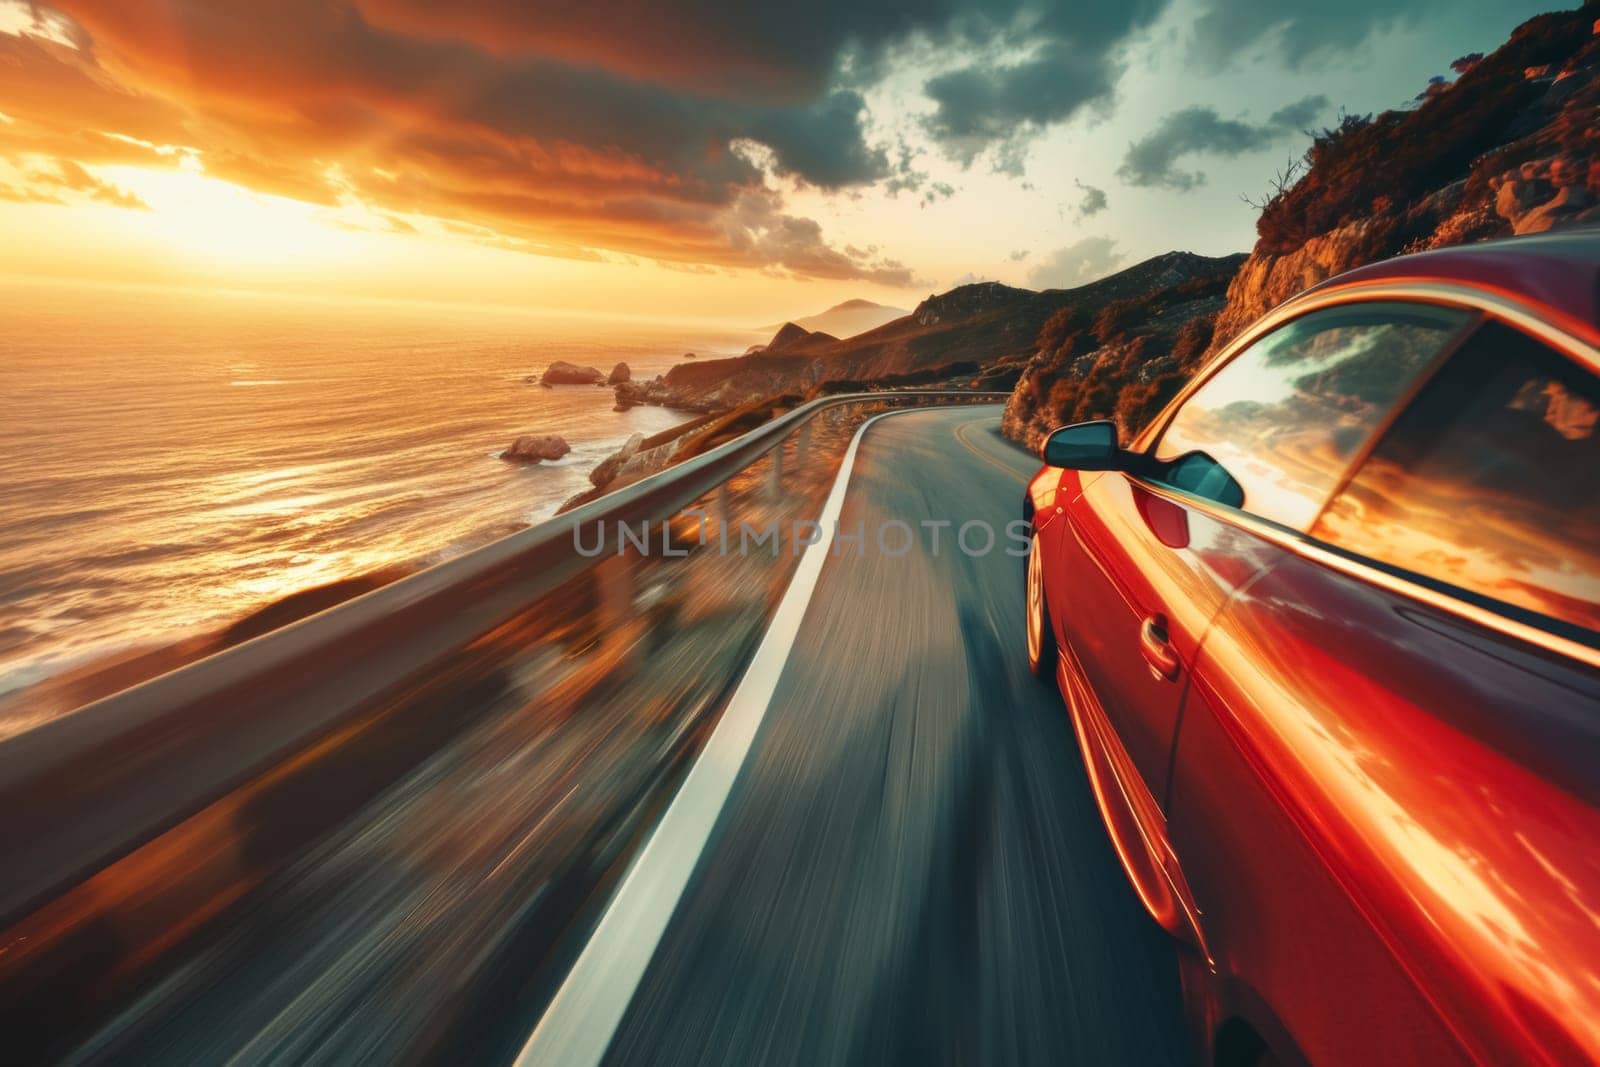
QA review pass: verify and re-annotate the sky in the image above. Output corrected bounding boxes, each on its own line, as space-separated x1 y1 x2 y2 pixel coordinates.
0 0 1562 326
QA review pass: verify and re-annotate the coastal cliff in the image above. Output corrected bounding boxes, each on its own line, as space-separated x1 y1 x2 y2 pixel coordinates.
1208 5 1600 354
1003 6 1600 451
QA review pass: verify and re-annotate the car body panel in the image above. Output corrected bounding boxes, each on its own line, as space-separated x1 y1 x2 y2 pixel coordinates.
1028 234 1600 1064
1052 636 1208 954
1053 473 1278 806
1172 552 1600 1064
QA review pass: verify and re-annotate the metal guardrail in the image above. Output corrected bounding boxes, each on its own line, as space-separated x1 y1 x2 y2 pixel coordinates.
0 389 1009 929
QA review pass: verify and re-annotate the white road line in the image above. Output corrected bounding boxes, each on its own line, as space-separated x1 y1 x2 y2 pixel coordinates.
512 407 937 1067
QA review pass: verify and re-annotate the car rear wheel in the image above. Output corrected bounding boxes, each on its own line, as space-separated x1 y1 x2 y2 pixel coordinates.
1025 532 1057 682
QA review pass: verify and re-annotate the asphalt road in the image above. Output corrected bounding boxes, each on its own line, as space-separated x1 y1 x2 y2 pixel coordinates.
52 405 1188 1065
597 407 1189 1066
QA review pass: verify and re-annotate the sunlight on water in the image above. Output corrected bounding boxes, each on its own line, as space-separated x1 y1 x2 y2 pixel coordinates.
0 280 755 697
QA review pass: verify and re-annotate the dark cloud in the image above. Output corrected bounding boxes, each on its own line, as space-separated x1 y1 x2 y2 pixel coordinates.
921 0 1166 172
1073 179 1108 217
923 40 1118 172
359 0 1168 178
1117 94 1327 190
355 0 956 98
356 0 1159 99
1026 235 1125 288
748 91 887 188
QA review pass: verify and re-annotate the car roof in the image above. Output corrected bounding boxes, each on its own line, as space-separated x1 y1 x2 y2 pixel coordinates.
1305 229 1600 342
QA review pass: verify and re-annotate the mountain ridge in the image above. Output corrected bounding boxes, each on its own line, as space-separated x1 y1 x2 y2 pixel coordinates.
614 250 1245 412
758 298 907 340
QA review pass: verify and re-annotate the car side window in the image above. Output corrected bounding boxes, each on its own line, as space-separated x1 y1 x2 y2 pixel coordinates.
1152 303 1471 529
1312 321 1600 638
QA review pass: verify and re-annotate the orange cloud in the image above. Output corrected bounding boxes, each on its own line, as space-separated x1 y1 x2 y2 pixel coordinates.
28 158 149 207
0 0 915 284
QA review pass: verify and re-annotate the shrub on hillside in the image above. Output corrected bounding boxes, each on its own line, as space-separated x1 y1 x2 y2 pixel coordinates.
1254 7 1597 253
1002 250 1238 449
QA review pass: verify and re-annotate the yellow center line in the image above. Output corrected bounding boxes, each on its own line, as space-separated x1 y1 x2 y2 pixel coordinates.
953 415 1034 483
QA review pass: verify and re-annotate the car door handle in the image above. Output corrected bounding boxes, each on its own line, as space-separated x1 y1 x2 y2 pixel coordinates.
1140 614 1180 682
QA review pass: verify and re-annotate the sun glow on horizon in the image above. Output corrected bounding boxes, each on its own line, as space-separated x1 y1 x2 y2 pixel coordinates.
100 161 400 268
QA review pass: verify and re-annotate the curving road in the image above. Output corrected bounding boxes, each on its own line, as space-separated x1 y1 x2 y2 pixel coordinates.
546 406 1190 1066
51 405 1189 1065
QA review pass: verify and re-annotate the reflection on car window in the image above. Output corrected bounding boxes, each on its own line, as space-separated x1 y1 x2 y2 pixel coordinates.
1313 322 1600 638
1154 303 1469 529
1163 452 1243 508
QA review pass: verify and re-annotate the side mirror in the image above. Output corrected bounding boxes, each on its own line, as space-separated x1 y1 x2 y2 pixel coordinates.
1041 420 1128 470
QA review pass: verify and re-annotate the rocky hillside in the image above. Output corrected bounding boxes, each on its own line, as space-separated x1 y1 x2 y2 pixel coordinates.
1002 6 1600 452
1209 5 1600 351
761 321 839 356
618 253 1246 412
1001 254 1244 449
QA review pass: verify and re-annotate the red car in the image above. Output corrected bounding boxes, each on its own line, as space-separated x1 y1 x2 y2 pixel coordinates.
1024 231 1600 1065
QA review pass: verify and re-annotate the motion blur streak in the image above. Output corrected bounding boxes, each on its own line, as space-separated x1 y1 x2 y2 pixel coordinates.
600 408 1186 1065
0 401 1188 1062
518 407 916 1067
0 402 876 1062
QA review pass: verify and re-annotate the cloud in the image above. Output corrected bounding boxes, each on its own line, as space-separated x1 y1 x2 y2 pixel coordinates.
0 180 62 204
355 0 1165 110
1187 0 1439 69
919 1 1168 173
723 188 920 285
1073 179 1108 217
1 0 1534 278
0 0 1433 281
923 40 1121 173
1027 236 1126 289
1117 94 1327 191
745 90 889 188
26 158 148 208
0 0 942 281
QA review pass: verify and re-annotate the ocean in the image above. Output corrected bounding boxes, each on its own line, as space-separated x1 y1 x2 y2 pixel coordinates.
0 280 756 699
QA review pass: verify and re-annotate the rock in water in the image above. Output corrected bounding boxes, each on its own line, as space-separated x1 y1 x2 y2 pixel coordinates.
501 433 571 463
540 361 606 386
589 433 645 487
613 379 646 411
608 361 632 384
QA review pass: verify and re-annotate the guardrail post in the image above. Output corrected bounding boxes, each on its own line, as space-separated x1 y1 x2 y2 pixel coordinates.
796 420 811 467
767 443 783 499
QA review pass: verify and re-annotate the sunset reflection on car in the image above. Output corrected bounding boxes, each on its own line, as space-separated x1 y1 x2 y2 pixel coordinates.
1024 231 1600 1065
